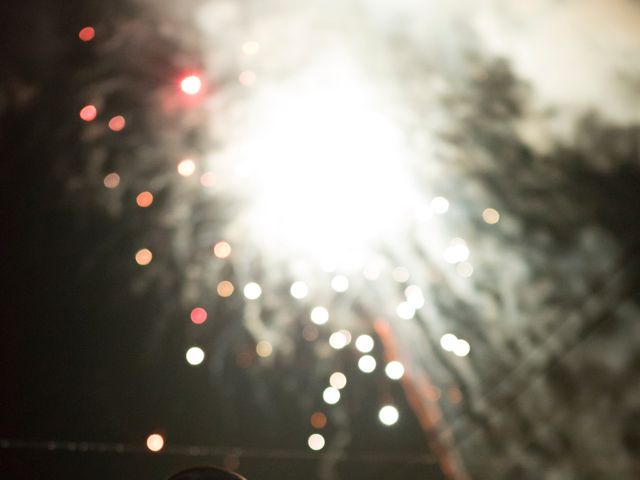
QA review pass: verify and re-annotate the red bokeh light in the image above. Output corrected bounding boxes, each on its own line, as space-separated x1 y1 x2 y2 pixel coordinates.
79 105 97 122
190 307 208 325
78 26 95 42
180 75 202 95
108 115 126 132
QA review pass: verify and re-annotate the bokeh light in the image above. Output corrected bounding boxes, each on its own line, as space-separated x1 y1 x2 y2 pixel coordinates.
396 301 415 320
290 281 309 299
307 433 325 451
79 105 97 122
217 280 234 297
355 334 374 353
328 331 348 350
136 191 153 208
440 333 458 352
482 207 500 224
310 412 327 429
310 306 329 325
135 248 153 266
177 158 196 176
256 340 273 358
322 387 340 405
404 285 425 308
431 196 450 214
180 75 202 95
103 172 120 189
358 355 376 373
329 372 347 389
378 405 399 426
78 26 95 42
385 361 405 380
330 275 349 292
454 339 471 357
146 433 164 452
243 282 262 300
190 307 208 325
213 241 232 259
185 346 205 366
108 115 126 132
443 238 470 264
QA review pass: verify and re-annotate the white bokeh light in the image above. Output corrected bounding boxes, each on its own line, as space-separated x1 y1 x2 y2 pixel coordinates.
355 334 374 353
385 361 405 380
308 433 325 451
290 281 309 299
310 306 329 325
329 372 347 389
243 282 262 300
358 355 377 373
440 333 458 352
454 339 471 357
396 301 416 320
331 275 349 292
323 386 341 405
329 331 349 350
378 405 399 426
185 346 205 366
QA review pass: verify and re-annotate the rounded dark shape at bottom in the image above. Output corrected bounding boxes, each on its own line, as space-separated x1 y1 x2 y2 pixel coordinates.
168 466 247 480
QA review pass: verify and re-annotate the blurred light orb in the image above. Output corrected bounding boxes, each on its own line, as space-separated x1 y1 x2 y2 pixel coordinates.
190 307 208 325
213 241 232 259
482 207 500 224
135 248 153 266
217 280 234 297
328 331 348 350
358 355 376 373
331 275 349 293
256 340 273 358
329 372 347 390
136 191 153 208
454 339 471 357
146 433 164 452
392 266 410 283
308 433 325 451
180 75 202 95
103 172 120 189
243 282 262 300
431 196 449 214
177 158 196 176
290 281 309 299
404 285 425 309
79 104 97 122
385 361 405 380
186 346 205 366
322 387 340 405
456 262 474 278
378 405 399 426
443 238 470 264
242 41 260 55
108 115 126 132
310 412 327 429
310 306 329 325
355 334 374 353
239 70 257 86
302 325 319 342
440 333 458 352
200 171 216 187
396 301 415 320
78 26 95 42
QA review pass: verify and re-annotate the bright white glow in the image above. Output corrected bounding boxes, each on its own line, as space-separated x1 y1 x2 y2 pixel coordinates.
329 372 347 389
186 346 205 366
323 387 341 404
308 433 325 451
329 331 348 350
310 306 329 325
443 238 470 264
358 355 376 373
243 282 262 300
177 159 196 176
355 334 374 353
290 281 309 299
385 361 405 380
331 275 349 292
431 196 449 214
378 405 399 426
454 339 471 357
146 433 164 452
181 75 202 95
404 285 425 309
440 333 458 352
396 301 415 320
235 61 417 265
339 329 352 345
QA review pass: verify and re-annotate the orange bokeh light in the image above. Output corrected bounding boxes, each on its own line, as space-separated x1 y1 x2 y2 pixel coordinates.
213 241 231 259
310 412 327 429
217 280 234 298
108 115 126 132
135 248 153 266
136 191 153 208
78 26 95 42
79 105 97 122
